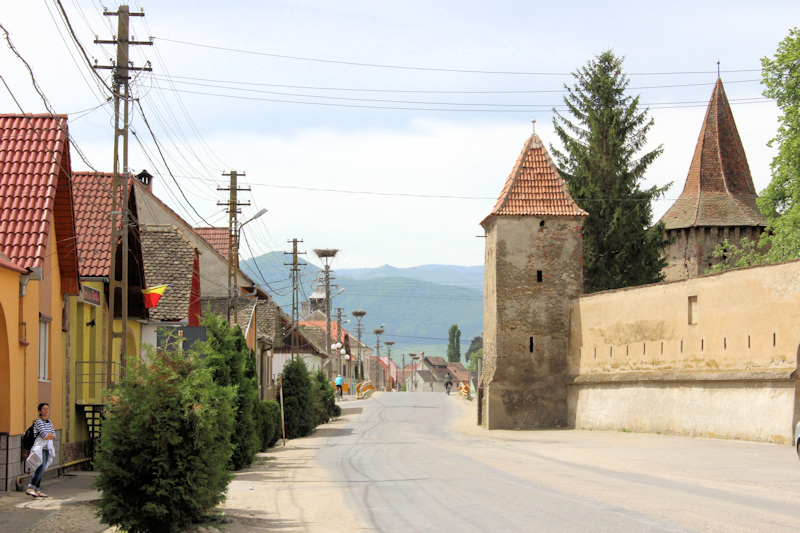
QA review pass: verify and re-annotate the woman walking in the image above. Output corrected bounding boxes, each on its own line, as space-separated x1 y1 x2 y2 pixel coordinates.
26 402 55 497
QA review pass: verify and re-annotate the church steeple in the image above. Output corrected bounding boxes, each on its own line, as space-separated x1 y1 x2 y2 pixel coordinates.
659 79 766 281
660 79 765 230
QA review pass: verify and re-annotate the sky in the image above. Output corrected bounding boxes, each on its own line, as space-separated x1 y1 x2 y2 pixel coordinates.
1 1 798 271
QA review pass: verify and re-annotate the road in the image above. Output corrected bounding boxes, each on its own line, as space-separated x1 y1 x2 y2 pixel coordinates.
308 391 800 532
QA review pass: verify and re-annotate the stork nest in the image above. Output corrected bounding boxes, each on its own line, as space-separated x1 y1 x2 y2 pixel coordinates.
313 248 339 259
351 310 366 317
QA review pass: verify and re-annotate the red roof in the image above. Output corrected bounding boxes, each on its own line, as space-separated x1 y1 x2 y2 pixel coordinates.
482 133 587 225
194 227 229 258
0 114 79 293
660 79 767 230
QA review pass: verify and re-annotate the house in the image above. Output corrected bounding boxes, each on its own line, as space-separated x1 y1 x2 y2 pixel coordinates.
139 224 202 350
66 170 146 464
660 79 767 281
408 356 469 393
0 114 80 490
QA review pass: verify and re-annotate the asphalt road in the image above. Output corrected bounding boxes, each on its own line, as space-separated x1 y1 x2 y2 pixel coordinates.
313 392 800 532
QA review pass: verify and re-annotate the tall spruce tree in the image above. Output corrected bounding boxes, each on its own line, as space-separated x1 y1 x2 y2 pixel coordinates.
552 50 669 293
446 324 461 363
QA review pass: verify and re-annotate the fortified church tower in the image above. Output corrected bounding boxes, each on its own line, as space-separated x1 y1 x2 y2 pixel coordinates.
480 128 587 430
660 79 767 281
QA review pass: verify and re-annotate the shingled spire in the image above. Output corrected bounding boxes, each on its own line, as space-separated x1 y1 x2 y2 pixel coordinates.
660 79 767 281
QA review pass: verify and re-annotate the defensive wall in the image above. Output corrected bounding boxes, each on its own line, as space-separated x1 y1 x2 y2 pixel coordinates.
567 259 800 444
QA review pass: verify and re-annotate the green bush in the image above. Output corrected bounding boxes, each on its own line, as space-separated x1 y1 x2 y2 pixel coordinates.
281 358 315 438
201 313 260 470
312 370 340 425
257 400 282 450
95 350 235 533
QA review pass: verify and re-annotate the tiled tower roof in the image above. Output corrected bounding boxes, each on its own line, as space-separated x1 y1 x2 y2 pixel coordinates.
659 79 766 230
481 133 587 226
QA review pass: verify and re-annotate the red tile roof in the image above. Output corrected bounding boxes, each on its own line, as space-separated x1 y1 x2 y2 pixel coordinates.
482 133 588 225
660 79 767 230
0 114 79 293
194 227 229 258
72 172 114 277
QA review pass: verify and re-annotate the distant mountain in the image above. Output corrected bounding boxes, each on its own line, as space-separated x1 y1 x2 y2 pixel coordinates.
240 253 483 361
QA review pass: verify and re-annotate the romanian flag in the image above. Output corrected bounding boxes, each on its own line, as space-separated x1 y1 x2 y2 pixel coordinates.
142 285 169 308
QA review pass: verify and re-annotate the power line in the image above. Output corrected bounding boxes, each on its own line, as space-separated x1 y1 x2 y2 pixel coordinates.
158 38 761 77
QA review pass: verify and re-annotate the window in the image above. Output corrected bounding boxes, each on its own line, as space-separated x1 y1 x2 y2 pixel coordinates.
688 296 698 325
38 320 49 381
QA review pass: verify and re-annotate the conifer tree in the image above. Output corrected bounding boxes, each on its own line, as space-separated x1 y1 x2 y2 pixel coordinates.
446 324 461 363
552 50 669 293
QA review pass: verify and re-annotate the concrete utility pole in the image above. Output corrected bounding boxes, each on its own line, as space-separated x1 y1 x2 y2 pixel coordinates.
335 307 345 376
373 328 384 388
409 353 417 391
384 341 395 390
284 239 305 360
95 5 151 384
352 310 366 381
218 171 250 324
402 354 406 391
314 249 338 379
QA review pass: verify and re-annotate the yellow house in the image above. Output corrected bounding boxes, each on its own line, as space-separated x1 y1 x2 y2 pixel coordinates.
0 114 80 490
62 172 146 465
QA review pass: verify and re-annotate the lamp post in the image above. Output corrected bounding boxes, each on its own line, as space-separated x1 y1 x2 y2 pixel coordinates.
230 208 267 324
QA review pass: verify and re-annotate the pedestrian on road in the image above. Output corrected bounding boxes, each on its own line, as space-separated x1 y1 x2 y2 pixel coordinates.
444 372 452 394
26 402 55 498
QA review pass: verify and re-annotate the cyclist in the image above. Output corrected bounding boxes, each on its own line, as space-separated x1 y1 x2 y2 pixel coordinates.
444 372 452 395
335 374 344 399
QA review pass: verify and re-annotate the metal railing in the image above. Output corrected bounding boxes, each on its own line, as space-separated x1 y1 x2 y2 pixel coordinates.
75 361 121 405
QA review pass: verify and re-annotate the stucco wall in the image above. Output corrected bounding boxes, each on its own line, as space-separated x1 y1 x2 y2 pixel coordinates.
568 259 800 443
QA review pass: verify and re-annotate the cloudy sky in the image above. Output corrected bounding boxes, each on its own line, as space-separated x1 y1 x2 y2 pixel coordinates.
2 1 797 271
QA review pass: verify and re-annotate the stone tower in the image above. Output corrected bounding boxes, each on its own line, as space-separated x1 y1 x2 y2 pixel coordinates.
660 79 767 281
480 131 588 430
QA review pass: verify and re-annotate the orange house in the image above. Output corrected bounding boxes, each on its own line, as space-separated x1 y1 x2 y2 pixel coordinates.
0 114 80 490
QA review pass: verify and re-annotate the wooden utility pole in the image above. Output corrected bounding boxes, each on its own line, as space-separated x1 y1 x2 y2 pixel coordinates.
95 5 151 385
218 171 249 324
284 239 305 360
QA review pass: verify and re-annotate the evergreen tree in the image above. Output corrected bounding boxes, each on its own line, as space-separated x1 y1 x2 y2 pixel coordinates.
95 350 235 533
446 324 462 363
281 357 315 438
201 313 260 470
552 50 669 293
464 335 482 361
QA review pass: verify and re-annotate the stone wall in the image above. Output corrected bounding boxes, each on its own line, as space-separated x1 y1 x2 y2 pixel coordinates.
483 215 584 429
567 259 800 443
662 226 762 282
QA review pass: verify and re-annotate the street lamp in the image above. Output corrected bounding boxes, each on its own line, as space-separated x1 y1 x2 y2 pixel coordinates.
229 208 267 324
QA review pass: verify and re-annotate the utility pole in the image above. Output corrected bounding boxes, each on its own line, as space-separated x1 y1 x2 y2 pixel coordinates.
95 5 151 385
373 328 384 388
384 341 395 390
314 249 338 379
402 353 406 391
352 310 366 381
218 171 249 324
335 307 345 376
284 239 305 360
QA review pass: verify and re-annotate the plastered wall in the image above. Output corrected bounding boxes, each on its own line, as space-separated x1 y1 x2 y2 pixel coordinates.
568 259 800 443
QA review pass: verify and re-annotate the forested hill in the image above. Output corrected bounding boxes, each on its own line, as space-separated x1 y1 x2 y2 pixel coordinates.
240 252 483 359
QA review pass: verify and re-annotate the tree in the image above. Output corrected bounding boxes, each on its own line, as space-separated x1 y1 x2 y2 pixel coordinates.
447 324 462 363
311 369 341 425
552 50 670 293
95 350 235 533
466 347 483 372
756 28 800 259
464 336 482 360
201 313 260 470
281 357 315 439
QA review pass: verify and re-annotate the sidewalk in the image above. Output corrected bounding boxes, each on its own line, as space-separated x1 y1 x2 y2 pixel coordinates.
0 470 105 533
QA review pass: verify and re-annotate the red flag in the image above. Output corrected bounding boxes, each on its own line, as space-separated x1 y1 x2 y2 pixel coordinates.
142 285 169 308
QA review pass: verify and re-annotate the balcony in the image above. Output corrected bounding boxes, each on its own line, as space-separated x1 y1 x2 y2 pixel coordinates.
75 361 120 405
